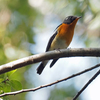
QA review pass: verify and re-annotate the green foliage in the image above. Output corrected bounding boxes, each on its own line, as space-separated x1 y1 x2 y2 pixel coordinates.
0 72 22 93
3 83 11 93
7 69 17 77
0 79 10 93
10 80 22 90
0 71 22 100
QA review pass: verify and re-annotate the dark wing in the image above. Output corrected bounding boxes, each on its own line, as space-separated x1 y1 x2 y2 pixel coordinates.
46 31 57 51
54 23 62 31
46 24 62 52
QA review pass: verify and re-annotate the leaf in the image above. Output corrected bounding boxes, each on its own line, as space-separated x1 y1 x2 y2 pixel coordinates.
3 84 11 92
0 74 5 79
10 80 22 90
0 80 11 93
0 86 3 94
7 69 17 77
0 73 8 80
0 78 4 83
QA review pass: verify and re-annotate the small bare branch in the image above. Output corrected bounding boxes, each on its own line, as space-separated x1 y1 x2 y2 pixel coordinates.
0 48 100 74
73 69 100 100
0 63 100 97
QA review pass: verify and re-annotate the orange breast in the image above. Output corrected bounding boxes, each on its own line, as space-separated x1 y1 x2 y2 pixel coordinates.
57 18 78 46
57 24 74 46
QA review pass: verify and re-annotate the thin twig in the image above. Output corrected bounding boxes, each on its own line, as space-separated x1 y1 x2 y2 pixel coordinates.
0 63 100 97
73 69 100 100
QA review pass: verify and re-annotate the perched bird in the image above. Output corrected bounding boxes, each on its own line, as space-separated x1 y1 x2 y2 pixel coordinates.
37 16 81 75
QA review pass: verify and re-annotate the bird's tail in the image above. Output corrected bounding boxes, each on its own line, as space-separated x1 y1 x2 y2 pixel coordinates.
37 61 48 75
50 59 59 68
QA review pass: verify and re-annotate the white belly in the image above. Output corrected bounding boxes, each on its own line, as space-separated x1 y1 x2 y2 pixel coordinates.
50 36 68 50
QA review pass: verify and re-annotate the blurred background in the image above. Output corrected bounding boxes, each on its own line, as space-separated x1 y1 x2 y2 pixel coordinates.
0 0 100 100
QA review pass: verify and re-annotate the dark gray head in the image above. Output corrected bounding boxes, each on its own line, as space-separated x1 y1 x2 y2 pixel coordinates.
63 16 81 24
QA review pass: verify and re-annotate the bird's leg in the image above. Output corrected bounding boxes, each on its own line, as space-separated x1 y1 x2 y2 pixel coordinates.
54 48 61 52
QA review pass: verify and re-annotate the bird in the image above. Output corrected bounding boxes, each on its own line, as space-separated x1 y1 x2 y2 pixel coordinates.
37 16 81 75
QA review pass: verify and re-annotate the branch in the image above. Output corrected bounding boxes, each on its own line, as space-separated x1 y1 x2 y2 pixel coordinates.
0 48 100 74
0 63 100 97
73 69 100 100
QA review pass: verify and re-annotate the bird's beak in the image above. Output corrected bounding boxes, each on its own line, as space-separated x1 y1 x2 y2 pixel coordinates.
78 16 82 19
